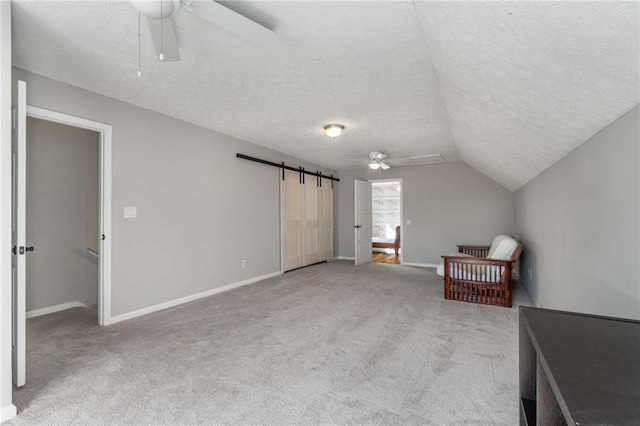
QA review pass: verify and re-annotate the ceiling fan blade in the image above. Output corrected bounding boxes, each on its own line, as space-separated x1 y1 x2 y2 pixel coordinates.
189 1 277 48
380 162 391 170
385 154 446 167
147 16 180 62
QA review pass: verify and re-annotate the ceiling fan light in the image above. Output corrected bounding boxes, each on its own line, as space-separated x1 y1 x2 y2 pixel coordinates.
369 162 381 170
131 0 181 19
324 124 344 138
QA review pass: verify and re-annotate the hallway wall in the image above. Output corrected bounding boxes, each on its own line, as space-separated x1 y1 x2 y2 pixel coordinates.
26 117 99 312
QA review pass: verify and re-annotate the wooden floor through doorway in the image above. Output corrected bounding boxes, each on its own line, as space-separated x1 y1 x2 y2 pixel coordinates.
373 252 400 264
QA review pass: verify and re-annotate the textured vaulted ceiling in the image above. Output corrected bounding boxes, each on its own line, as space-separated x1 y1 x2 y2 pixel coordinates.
415 1 640 190
11 1 640 190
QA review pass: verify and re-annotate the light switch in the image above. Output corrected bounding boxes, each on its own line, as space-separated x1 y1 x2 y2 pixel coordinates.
124 207 137 219
406 219 412 226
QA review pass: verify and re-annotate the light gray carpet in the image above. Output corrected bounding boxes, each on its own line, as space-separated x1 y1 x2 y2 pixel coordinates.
8 261 531 425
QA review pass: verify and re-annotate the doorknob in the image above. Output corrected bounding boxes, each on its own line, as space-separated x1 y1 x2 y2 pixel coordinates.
354 225 362 229
18 246 34 255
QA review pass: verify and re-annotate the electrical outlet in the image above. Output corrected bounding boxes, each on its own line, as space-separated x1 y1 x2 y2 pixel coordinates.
242 260 248 268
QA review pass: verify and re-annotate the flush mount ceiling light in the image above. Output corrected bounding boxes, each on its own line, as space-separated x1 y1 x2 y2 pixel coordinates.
324 124 344 138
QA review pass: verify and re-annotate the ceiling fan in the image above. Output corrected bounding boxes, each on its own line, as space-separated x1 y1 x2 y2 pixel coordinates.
131 0 277 62
369 152 391 170
367 152 447 170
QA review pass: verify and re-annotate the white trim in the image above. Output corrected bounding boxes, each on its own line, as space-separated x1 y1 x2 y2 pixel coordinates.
25 106 113 326
108 271 282 325
402 262 439 268
26 301 91 319
1 404 17 422
332 256 355 261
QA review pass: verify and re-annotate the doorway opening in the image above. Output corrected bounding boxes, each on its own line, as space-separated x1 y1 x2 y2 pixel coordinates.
25 117 100 321
370 179 402 265
12 80 113 388
21 104 113 328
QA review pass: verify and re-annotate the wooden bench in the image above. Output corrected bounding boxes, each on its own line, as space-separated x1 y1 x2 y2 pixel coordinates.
441 241 523 307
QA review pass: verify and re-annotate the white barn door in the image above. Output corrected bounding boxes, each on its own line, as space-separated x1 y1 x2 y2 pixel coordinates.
318 178 333 261
281 169 303 271
281 170 334 272
303 178 321 266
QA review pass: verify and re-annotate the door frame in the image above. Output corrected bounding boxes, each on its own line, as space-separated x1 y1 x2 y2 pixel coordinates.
369 178 404 264
25 106 113 326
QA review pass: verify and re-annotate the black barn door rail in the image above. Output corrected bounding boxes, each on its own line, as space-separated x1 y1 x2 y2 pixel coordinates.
236 153 340 184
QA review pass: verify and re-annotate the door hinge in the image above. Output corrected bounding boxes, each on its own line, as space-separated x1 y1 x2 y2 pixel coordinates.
12 106 16 131
102 234 105 241
12 245 16 255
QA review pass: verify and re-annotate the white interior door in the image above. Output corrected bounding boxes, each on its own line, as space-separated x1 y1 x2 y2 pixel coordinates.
354 179 372 265
12 80 27 387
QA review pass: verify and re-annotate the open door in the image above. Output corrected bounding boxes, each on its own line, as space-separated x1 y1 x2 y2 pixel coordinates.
12 80 27 387
354 179 372 265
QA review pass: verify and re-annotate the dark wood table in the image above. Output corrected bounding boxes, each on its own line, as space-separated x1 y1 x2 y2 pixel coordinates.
519 307 640 425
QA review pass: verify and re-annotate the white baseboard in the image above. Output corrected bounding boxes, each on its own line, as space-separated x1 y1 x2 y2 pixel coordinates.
402 262 438 268
516 277 541 308
1 404 17 422
332 256 355 261
108 271 282 325
26 301 90 319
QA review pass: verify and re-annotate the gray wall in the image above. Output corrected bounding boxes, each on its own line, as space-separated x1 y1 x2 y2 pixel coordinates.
337 162 515 264
515 105 640 320
14 68 337 318
26 117 99 311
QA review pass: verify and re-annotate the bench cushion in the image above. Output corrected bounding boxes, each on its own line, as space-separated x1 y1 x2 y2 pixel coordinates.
488 235 519 260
